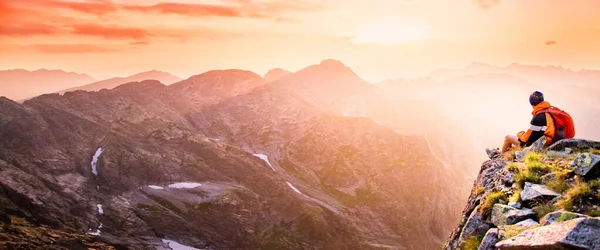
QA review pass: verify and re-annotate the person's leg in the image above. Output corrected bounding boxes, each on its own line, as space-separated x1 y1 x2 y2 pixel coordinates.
502 135 520 153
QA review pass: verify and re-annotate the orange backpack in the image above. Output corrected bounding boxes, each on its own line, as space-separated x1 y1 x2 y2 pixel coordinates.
538 106 575 141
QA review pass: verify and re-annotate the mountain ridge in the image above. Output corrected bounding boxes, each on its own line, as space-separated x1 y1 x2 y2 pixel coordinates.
2 59 463 249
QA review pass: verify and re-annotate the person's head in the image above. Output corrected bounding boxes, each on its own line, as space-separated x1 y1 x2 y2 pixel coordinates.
529 91 544 106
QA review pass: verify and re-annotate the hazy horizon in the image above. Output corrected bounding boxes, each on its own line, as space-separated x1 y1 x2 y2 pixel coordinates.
3 0 600 82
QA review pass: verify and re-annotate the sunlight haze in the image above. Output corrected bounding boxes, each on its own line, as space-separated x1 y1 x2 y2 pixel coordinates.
3 0 600 81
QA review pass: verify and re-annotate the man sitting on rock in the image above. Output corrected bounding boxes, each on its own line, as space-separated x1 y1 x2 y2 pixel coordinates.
487 91 575 159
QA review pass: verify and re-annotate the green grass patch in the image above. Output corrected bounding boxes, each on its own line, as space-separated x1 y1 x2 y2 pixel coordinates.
475 186 485 196
500 224 539 239
525 152 542 164
556 212 580 222
515 170 542 188
506 162 521 173
479 191 507 216
557 179 594 211
534 203 557 219
509 190 521 203
463 235 484 250
585 209 600 217
545 169 571 193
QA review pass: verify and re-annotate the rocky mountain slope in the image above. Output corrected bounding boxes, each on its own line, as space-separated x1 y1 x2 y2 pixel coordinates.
443 138 600 249
0 60 464 249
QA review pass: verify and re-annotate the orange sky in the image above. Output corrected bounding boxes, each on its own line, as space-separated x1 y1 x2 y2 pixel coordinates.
2 0 600 81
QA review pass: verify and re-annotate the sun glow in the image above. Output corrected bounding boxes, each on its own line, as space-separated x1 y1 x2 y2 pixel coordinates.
353 20 432 45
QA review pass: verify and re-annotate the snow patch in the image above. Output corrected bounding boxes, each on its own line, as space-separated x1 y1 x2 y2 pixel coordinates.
161 239 200 250
91 147 104 176
285 181 341 214
253 153 276 171
148 185 164 190
88 229 101 236
286 182 303 195
168 182 202 189
97 204 104 214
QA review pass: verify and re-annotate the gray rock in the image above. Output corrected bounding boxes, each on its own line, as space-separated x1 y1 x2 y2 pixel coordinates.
548 138 600 151
491 204 536 227
495 217 600 250
515 150 530 161
459 205 491 246
540 210 588 226
478 228 499 250
504 172 515 185
546 150 570 158
568 153 600 179
541 172 556 183
520 182 560 203
508 202 521 209
529 137 547 151
515 219 539 227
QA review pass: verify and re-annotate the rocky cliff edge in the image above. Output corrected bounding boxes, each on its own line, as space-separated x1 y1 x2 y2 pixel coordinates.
443 138 600 250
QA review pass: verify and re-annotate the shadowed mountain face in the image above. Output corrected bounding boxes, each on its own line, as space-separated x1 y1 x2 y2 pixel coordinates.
57 70 183 95
0 69 96 101
0 60 463 250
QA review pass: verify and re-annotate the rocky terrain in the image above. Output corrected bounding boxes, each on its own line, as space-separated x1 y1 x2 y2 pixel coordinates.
0 60 464 249
443 138 600 250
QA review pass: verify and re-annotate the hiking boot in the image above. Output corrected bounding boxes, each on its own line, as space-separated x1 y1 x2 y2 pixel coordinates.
486 148 502 159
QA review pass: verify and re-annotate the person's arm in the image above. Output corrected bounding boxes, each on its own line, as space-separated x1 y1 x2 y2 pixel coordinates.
518 113 547 147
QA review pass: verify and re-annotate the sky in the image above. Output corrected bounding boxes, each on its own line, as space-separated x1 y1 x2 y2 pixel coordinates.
2 0 600 82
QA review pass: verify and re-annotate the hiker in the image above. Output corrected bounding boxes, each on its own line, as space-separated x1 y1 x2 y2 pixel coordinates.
487 91 575 158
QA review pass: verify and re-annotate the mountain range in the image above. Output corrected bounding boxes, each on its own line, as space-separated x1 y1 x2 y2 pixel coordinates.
2 60 600 249
0 69 97 101
0 60 463 249
57 70 183 95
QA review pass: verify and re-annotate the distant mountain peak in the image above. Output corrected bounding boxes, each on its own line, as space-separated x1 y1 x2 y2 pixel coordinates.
264 68 292 83
295 59 358 78
319 59 348 70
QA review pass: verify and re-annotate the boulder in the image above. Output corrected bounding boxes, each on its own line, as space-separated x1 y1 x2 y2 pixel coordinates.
515 219 539 227
495 217 600 250
477 228 499 250
508 201 521 209
540 210 588 226
529 137 547 152
520 182 561 204
491 204 536 227
568 153 600 179
548 138 600 152
459 205 491 246
515 150 530 161
546 148 573 158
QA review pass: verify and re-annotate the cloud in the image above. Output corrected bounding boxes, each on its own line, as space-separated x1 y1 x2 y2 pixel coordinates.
545 40 557 45
473 0 499 9
71 24 149 39
122 3 244 17
19 0 118 15
30 44 118 53
130 41 149 45
0 22 61 37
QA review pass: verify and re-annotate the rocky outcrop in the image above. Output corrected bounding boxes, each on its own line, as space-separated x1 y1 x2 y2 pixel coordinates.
520 182 561 204
491 205 536 227
478 228 499 250
495 217 600 249
569 153 600 179
540 210 588 226
444 138 600 250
